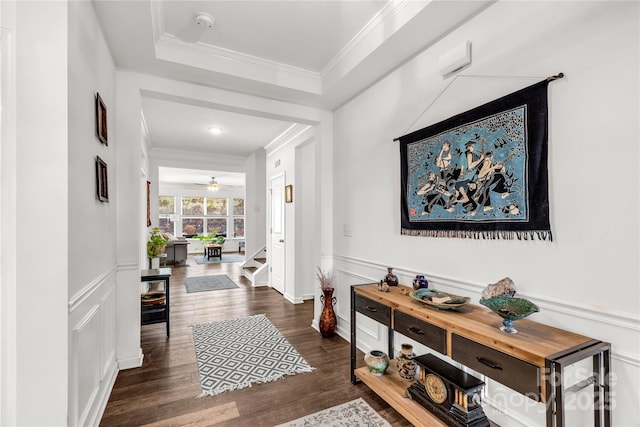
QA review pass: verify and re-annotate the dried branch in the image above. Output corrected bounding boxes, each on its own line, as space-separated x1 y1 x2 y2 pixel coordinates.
316 267 333 291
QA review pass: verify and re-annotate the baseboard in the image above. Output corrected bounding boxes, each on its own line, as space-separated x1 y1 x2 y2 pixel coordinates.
284 292 314 304
85 360 119 427
117 348 144 370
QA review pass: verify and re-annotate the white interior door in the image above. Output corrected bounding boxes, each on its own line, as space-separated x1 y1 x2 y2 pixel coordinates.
270 174 285 294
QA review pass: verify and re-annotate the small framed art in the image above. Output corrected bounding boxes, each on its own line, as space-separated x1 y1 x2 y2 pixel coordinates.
96 156 109 202
96 92 108 145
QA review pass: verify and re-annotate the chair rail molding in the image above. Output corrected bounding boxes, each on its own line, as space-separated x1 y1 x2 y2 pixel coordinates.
68 266 117 313
333 254 640 366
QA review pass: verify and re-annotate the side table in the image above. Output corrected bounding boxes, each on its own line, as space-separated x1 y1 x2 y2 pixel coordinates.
204 244 222 260
140 268 171 337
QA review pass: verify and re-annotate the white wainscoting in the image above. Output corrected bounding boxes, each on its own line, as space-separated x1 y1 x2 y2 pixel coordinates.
68 269 118 427
332 254 640 427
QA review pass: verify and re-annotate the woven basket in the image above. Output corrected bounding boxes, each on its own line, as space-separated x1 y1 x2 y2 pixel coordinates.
141 291 166 305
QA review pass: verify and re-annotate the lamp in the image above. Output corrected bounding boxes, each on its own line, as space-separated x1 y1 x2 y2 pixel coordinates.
207 177 220 192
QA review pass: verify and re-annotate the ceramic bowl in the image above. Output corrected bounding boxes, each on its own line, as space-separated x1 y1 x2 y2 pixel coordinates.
409 288 470 310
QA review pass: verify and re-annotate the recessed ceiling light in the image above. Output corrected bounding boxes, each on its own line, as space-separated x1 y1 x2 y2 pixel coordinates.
208 127 223 135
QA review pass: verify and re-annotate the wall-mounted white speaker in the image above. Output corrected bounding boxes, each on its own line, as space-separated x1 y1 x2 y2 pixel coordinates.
438 41 472 77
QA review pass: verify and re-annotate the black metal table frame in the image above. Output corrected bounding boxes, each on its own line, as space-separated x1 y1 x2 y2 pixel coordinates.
349 284 611 427
204 244 222 260
141 268 171 337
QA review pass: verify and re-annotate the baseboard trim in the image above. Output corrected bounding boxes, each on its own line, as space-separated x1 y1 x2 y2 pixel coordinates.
118 348 144 370
85 360 118 427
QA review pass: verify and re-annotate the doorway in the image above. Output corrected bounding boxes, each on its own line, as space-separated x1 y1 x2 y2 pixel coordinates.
269 173 285 294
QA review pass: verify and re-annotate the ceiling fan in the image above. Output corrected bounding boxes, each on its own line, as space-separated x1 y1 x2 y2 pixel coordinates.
192 176 221 191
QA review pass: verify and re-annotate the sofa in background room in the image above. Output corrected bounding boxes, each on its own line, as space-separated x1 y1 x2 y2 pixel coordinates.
164 235 188 265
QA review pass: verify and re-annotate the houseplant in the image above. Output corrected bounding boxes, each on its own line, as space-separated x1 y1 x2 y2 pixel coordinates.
147 227 169 259
317 267 336 338
195 231 226 246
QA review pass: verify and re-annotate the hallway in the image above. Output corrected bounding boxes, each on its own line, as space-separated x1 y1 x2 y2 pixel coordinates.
100 256 410 426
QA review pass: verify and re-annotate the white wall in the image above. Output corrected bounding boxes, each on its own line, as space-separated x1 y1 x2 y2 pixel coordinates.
1 1 71 425
245 148 267 256
333 2 639 426
67 2 118 426
266 126 318 303
295 139 317 301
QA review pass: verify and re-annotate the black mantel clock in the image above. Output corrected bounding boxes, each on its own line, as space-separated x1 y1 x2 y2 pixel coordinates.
408 353 490 427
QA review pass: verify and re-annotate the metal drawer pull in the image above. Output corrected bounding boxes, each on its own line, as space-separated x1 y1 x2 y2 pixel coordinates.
408 326 425 335
477 357 503 370
365 306 378 312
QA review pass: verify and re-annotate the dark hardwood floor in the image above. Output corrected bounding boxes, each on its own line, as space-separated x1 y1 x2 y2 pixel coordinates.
100 255 412 426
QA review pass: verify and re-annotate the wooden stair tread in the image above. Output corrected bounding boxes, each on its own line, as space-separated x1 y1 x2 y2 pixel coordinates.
244 266 258 273
254 258 267 264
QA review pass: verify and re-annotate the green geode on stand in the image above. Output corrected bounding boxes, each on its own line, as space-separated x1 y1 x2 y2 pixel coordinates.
480 296 539 334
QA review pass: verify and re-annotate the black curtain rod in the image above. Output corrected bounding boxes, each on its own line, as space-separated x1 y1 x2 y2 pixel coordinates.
392 72 565 142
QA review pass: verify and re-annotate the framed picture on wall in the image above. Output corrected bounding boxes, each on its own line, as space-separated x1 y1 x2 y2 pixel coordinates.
146 180 151 227
96 156 109 202
96 92 108 145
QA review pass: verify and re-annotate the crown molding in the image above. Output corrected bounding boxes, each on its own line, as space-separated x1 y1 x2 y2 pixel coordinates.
148 0 422 97
150 2 322 94
320 0 421 88
264 123 313 155
155 34 323 94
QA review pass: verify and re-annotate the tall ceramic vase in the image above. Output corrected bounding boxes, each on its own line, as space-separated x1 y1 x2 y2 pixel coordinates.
319 288 337 338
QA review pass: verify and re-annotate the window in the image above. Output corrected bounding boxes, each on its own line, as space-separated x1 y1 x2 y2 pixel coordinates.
233 198 245 238
160 195 245 238
158 196 175 234
206 198 228 235
182 197 204 235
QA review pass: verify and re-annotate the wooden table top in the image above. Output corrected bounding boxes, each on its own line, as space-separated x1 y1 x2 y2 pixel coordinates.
354 283 595 367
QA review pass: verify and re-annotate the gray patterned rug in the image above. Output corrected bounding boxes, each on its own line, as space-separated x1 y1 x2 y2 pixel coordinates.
275 398 391 427
194 254 246 264
191 314 314 397
184 274 239 293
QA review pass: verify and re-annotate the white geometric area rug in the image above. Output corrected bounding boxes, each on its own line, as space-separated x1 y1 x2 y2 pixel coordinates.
191 314 314 397
275 398 391 427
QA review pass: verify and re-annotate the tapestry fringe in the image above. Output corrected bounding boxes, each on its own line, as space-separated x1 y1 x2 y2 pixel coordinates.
401 228 552 241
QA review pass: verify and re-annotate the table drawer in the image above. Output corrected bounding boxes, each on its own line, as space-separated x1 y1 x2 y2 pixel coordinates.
355 294 391 326
394 311 446 354
451 334 540 400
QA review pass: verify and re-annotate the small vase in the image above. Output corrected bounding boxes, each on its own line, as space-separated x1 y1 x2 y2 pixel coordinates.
412 275 429 290
384 267 399 286
395 343 417 381
319 288 337 338
364 350 389 376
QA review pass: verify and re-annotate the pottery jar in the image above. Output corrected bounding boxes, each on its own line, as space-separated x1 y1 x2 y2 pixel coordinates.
364 350 389 376
395 343 417 381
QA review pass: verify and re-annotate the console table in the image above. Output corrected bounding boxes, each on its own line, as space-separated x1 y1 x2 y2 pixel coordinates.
350 284 611 427
141 268 171 337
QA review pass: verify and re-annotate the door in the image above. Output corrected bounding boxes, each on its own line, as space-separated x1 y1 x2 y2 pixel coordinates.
270 174 285 294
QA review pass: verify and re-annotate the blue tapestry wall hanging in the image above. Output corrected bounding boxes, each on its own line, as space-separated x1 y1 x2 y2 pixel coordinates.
399 79 553 241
